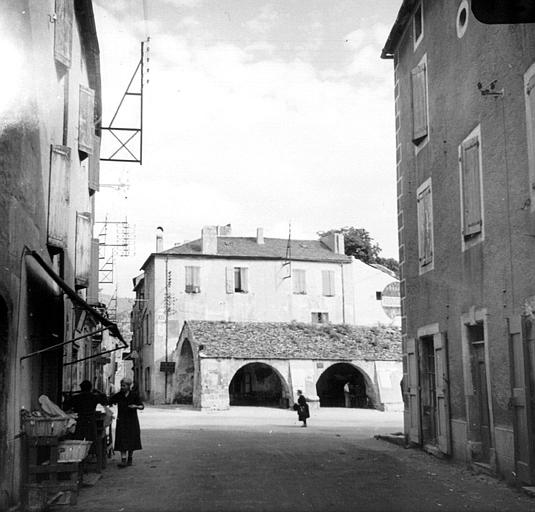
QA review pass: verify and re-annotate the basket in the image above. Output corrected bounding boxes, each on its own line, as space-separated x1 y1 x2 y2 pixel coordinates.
23 417 70 438
57 440 92 462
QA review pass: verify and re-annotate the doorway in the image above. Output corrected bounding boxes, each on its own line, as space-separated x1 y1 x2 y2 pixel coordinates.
316 363 372 408
229 363 288 408
420 336 438 445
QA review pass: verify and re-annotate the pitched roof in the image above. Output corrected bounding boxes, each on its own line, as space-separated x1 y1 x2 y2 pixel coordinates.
381 0 417 59
183 321 401 361
160 237 351 263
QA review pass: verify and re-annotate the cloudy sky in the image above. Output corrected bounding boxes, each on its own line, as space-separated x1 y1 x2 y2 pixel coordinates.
93 0 401 298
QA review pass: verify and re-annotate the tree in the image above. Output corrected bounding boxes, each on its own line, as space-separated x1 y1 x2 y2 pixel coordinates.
318 226 399 276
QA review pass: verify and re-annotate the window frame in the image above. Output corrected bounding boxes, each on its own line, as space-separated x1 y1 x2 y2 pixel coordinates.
411 54 429 151
458 125 485 251
232 267 249 293
292 269 307 295
416 178 434 274
524 62 535 212
321 270 336 297
185 265 201 294
311 312 329 324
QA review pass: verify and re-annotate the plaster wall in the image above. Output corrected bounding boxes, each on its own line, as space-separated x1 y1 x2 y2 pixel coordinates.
0 1 101 504
393 0 535 479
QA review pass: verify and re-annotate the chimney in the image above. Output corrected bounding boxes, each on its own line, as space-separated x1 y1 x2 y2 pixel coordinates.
156 226 164 252
256 227 264 244
201 226 218 254
320 232 345 255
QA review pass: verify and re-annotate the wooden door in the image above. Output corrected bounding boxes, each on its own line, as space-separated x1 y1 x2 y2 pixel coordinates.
434 333 451 455
509 315 534 483
472 343 491 461
406 338 421 444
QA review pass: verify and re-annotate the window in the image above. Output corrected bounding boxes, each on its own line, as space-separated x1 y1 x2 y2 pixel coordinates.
411 58 428 145
413 3 423 49
47 145 71 249
456 0 469 38
75 212 92 288
293 269 306 294
459 129 483 243
54 0 73 68
78 85 95 157
322 270 335 297
525 63 535 207
376 291 383 301
185 266 200 293
417 179 434 271
311 312 329 324
226 267 248 293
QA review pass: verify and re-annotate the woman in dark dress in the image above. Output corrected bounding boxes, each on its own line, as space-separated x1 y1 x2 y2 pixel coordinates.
109 378 144 467
296 390 310 427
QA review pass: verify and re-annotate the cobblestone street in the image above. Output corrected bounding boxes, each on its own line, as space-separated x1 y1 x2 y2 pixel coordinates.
59 406 535 512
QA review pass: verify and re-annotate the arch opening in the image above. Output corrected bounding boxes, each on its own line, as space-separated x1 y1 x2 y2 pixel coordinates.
316 363 374 408
173 339 194 404
229 363 289 408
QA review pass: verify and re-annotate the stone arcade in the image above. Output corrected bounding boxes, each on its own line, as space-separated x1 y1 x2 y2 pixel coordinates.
171 321 403 411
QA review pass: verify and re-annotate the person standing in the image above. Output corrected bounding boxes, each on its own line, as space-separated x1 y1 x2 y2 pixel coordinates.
64 380 107 442
109 378 144 467
295 390 310 427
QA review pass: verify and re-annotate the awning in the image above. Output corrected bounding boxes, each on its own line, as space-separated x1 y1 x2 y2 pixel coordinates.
20 251 128 362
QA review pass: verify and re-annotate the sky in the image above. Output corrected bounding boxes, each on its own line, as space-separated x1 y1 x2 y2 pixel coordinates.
93 0 402 298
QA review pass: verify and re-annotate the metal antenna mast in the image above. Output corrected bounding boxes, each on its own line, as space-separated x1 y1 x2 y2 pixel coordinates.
100 40 149 164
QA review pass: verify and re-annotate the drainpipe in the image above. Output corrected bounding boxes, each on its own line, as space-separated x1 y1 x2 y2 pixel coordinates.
340 263 346 324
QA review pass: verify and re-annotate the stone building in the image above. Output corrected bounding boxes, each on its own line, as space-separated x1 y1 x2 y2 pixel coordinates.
382 0 535 483
0 1 124 506
173 321 402 412
130 225 401 405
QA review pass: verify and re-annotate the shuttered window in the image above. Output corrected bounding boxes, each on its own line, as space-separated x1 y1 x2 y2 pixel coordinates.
75 212 92 288
54 0 73 68
47 145 71 248
460 136 482 238
293 269 306 294
88 136 100 192
322 270 335 297
227 267 248 293
79 85 95 156
411 62 428 144
525 71 535 195
185 266 201 293
417 181 433 267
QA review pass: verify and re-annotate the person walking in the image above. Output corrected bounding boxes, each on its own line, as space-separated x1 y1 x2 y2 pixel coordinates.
109 378 144 467
295 390 310 427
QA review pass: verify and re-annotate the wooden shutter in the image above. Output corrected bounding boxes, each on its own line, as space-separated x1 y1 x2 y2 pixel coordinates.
79 86 95 155
225 267 234 294
47 145 71 248
193 267 200 288
88 136 100 192
322 270 335 296
75 212 92 288
526 74 535 183
406 337 421 444
509 315 534 483
54 0 73 68
87 238 100 303
293 269 306 294
461 137 482 237
433 333 451 455
241 268 249 292
417 184 433 266
411 63 428 143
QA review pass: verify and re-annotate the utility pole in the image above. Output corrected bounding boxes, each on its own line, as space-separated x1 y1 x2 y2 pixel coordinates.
164 257 169 403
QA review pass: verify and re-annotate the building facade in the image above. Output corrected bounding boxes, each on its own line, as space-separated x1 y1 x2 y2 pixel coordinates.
0 1 124 506
131 226 401 405
382 0 535 483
